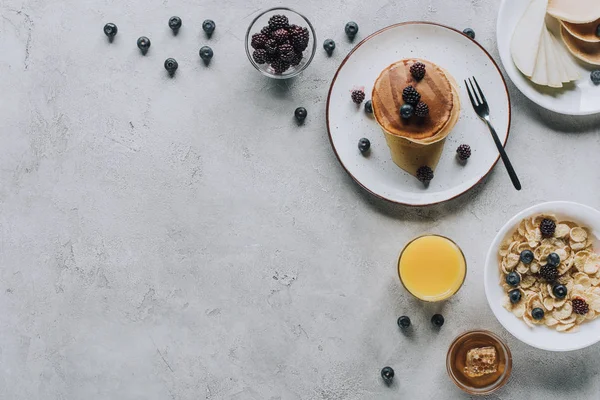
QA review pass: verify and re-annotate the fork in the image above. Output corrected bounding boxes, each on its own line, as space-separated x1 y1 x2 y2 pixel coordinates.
465 77 521 191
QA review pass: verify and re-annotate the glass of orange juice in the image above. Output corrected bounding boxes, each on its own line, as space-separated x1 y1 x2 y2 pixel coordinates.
398 235 467 302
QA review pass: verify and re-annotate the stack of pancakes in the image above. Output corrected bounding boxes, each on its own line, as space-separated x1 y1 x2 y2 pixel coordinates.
371 58 460 177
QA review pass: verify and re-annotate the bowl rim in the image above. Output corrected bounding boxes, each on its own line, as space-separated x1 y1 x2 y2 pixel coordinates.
244 7 317 79
484 201 600 351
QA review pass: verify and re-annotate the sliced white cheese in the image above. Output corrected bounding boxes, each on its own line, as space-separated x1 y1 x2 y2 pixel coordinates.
547 0 600 24
545 28 570 83
510 0 548 77
542 28 564 88
531 28 549 86
550 31 580 81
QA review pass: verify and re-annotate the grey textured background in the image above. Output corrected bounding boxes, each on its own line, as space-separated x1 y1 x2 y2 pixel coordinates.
1 0 600 399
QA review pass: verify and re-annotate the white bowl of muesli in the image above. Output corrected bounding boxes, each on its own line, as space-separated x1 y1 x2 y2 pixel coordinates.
485 201 600 351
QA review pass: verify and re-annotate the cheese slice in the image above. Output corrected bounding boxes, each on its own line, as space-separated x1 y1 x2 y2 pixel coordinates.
543 28 564 87
550 31 580 81
511 0 549 77
531 28 549 86
547 0 600 24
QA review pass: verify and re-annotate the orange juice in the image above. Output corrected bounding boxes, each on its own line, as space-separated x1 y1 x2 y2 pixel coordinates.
398 235 466 301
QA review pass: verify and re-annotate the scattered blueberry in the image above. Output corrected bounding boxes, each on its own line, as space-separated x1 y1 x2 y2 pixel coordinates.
592 70 600 85
323 39 336 55
164 58 178 75
365 100 373 114
520 250 534 264
463 28 475 39
509 289 522 304
431 314 444 327
506 272 520 287
532 307 545 320
553 284 568 299
199 46 214 63
358 138 371 154
397 316 411 329
103 23 118 39
294 107 307 122
203 19 216 36
169 16 182 32
400 104 414 119
547 253 560 268
345 22 359 40
381 367 394 384
137 36 151 53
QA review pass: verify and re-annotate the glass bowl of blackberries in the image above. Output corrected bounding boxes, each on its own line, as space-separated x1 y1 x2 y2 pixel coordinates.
246 7 316 79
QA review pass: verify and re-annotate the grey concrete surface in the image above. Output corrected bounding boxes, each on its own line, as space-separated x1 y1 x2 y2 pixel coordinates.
1 0 600 399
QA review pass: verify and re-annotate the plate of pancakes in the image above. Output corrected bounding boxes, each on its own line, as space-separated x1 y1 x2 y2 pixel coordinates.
327 22 511 206
497 0 600 115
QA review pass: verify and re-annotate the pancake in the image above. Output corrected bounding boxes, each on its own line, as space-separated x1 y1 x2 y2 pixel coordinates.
560 25 600 66
560 19 600 43
372 58 455 140
547 0 600 24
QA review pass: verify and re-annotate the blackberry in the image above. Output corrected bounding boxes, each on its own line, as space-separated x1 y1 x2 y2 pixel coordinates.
414 101 429 118
402 86 421 105
202 19 216 36
268 15 289 31
271 59 290 74
572 298 590 315
137 36 151 53
169 16 182 32
290 52 303 66
539 264 558 282
103 23 118 39
540 218 556 238
290 26 309 51
280 51 295 63
592 70 600 85
456 144 471 161
279 43 295 62
265 52 278 64
351 90 365 104
265 39 279 54
251 33 269 49
365 100 373 114
345 21 359 40
410 62 426 80
260 26 272 36
253 49 267 64
272 28 289 43
416 166 434 183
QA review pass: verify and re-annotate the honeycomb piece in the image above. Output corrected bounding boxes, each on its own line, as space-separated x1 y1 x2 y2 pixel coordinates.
464 346 498 378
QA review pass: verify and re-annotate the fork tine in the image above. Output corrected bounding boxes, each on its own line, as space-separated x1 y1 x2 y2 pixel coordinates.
472 77 487 105
464 80 477 108
468 78 481 105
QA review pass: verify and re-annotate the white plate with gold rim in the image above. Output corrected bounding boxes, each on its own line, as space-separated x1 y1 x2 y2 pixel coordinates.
485 201 600 352
327 22 511 206
497 0 600 115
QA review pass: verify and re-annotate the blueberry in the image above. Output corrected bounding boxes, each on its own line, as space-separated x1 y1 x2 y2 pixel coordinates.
365 100 373 114
463 28 475 39
506 272 520 287
203 19 216 36
345 22 359 40
596 24 600 38
547 253 560 268
509 289 521 304
294 107 307 122
323 39 336 55
532 307 545 320
431 314 444 327
358 138 370 154
199 46 214 63
381 366 394 383
169 16 182 32
592 70 600 85
104 23 118 39
553 284 568 299
400 104 414 119
520 249 534 264
397 316 411 329
164 58 178 74
137 36 151 53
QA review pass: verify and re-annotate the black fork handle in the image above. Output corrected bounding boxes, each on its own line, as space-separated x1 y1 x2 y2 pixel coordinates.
485 118 521 191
